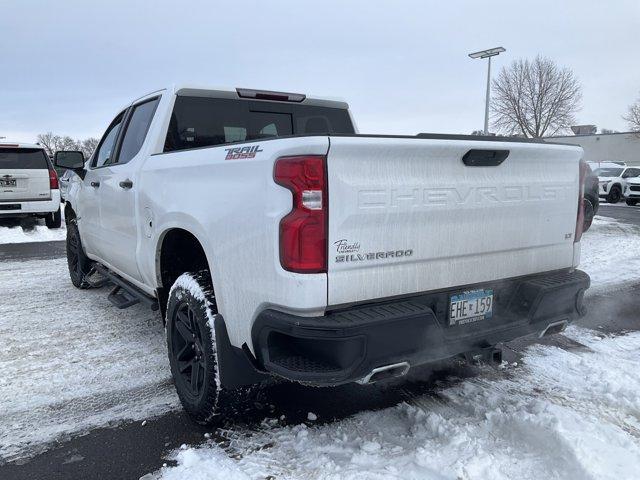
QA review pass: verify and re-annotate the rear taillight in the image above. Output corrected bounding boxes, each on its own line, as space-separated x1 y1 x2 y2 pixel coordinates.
49 169 59 189
274 155 327 273
575 159 587 243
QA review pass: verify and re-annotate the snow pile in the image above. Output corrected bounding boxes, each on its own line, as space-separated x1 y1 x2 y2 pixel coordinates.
0 221 66 243
155 327 640 480
580 216 640 294
0 258 179 463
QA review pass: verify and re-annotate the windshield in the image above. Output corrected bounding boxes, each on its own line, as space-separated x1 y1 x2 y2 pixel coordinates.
593 167 623 177
0 148 49 169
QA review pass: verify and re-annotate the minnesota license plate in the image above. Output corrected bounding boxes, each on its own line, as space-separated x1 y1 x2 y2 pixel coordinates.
449 289 493 326
0 178 17 187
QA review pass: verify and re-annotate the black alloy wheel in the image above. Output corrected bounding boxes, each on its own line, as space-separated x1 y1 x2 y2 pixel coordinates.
66 221 92 288
171 302 208 399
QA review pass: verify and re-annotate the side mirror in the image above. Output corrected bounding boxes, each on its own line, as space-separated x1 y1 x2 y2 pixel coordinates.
54 151 85 170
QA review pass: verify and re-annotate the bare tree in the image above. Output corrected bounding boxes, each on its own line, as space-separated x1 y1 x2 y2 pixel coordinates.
491 56 582 137
36 132 99 159
79 137 99 159
36 132 62 157
623 95 640 131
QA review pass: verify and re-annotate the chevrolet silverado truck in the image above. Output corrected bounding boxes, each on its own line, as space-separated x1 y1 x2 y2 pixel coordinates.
56 86 591 423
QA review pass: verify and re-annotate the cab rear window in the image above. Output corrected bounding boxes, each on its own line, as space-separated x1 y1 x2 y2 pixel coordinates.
0 148 49 169
164 96 355 152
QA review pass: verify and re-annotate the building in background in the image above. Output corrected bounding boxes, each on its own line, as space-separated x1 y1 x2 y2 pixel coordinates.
546 127 640 166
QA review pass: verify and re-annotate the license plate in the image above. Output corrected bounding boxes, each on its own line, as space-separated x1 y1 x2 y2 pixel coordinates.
449 289 493 326
0 179 17 187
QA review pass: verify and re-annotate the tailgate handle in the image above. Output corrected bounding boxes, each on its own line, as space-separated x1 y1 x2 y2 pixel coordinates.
462 149 509 166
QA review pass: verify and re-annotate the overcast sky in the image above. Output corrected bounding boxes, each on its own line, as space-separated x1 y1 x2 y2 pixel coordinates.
1 0 639 142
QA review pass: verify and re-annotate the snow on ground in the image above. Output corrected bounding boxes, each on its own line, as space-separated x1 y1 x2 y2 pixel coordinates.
0 221 66 243
0 213 638 469
153 326 640 480
580 216 640 294
0 258 179 463
0 213 67 244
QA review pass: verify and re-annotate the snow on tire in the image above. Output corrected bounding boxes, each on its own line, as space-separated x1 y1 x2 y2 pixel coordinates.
166 271 223 424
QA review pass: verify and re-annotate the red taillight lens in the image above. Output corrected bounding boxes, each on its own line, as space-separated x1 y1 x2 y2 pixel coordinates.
575 159 587 243
274 155 327 273
49 169 59 189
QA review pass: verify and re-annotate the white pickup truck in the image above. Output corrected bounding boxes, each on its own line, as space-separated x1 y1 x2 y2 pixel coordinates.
56 86 591 423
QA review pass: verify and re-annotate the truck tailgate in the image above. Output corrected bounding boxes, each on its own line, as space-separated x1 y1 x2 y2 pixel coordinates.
326 136 582 306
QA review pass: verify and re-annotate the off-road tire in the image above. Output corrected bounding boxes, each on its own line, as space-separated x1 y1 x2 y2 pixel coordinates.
45 208 62 229
582 198 595 232
166 271 230 424
66 221 93 288
626 199 638 206
606 185 622 204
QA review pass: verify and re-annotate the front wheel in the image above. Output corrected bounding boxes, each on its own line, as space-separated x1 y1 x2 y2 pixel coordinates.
66 221 93 288
166 271 225 424
45 208 62 229
626 199 638 206
606 185 622 203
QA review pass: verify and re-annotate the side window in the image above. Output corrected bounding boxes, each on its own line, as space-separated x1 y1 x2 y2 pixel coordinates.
93 113 125 168
117 97 160 164
623 168 640 178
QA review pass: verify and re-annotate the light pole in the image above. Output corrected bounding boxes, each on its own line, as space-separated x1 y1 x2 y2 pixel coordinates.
468 47 505 135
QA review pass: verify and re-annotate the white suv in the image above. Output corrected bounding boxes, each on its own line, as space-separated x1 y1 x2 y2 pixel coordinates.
0 142 62 228
593 164 640 204
624 176 640 206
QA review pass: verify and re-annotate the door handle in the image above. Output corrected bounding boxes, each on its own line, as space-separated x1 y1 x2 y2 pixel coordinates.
90 181 100 188
119 179 133 189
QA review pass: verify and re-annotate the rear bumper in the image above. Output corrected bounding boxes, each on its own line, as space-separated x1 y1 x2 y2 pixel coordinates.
0 191 60 216
252 269 590 386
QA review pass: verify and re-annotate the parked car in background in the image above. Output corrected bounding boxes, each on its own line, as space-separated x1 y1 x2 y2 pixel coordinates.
0 142 62 228
583 163 599 231
593 164 640 203
624 177 640 206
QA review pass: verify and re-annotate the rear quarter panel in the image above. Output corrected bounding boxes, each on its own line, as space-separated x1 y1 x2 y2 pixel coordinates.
137 136 330 351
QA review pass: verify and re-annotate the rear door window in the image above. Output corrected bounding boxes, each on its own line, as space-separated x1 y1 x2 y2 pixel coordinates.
117 97 160 164
164 96 354 152
0 148 49 169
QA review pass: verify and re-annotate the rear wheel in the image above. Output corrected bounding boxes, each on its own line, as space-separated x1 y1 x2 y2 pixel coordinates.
66 221 93 288
45 208 62 229
606 185 622 203
166 271 226 424
626 199 638 206
582 198 595 232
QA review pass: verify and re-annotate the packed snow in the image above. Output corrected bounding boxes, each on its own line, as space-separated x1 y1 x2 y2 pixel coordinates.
580 216 640 294
153 327 640 480
0 258 179 463
0 209 67 244
0 220 66 243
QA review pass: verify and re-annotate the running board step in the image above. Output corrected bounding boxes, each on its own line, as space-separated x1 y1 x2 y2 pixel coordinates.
93 264 159 311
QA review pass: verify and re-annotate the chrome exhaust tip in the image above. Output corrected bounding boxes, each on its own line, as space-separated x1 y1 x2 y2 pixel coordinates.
357 361 410 385
539 320 569 338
